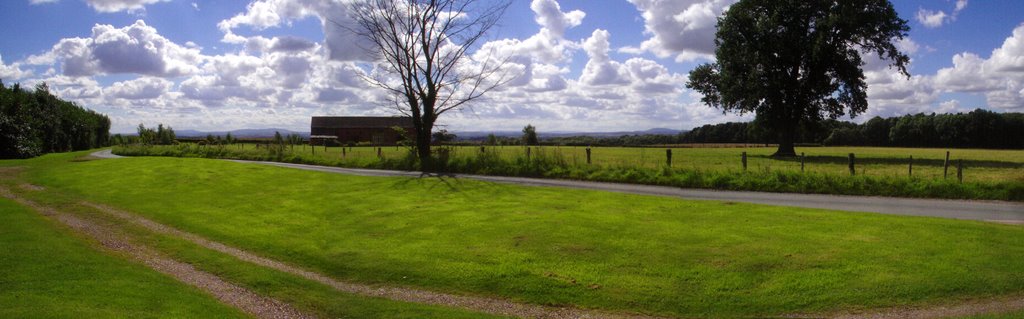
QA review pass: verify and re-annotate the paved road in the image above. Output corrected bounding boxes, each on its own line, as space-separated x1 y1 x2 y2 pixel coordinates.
91 150 1024 223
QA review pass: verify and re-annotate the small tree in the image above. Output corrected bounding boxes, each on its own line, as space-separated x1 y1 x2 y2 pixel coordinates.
348 0 513 170
432 129 457 144
522 124 538 146
486 133 498 146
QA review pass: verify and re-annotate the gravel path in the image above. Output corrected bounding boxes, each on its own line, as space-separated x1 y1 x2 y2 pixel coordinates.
0 188 314 319
81 200 666 319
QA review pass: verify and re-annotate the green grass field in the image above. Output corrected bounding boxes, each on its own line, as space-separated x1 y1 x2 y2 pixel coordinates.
0 198 248 318
5 151 1023 318
115 143 1024 200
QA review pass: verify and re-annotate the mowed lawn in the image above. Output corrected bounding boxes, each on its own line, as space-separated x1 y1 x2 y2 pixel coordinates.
238 144 1024 182
13 152 1024 317
0 198 247 318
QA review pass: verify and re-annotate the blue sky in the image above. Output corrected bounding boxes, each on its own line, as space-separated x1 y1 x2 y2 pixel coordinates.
1 0 1022 133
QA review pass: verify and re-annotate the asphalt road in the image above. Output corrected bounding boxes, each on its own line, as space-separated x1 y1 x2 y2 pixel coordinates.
91 150 1024 223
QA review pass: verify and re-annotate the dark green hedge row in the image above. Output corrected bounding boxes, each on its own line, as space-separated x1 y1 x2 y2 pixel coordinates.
1 82 111 158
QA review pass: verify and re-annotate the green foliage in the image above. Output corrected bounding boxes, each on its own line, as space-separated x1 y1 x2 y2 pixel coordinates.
0 82 110 158
135 123 176 145
431 129 457 144
522 124 538 146
687 0 910 155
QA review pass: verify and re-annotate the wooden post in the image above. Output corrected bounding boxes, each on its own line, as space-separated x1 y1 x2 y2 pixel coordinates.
957 159 963 183
944 151 950 179
666 149 672 167
341 147 346 158
800 152 805 172
742 152 747 171
908 155 913 177
377 147 382 159
323 140 327 152
586 147 592 164
526 147 531 159
848 153 856 176
311 139 315 155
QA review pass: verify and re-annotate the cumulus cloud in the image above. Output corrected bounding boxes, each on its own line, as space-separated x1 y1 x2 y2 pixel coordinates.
104 77 172 100
627 0 735 62
0 54 33 81
26 20 202 77
30 0 170 12
915 0 967 28
933 23 1024 110
217 0 371 61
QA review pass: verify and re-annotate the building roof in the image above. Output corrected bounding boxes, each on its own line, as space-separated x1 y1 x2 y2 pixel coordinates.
311 116 414 128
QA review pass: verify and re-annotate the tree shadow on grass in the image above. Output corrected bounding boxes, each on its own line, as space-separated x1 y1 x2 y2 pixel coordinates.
754 155 1023 169
386 172 532 199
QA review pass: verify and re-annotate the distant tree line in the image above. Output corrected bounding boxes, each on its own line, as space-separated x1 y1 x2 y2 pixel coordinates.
682 110 1024 149
823 109 1024 148
1 81 111 158
511 109 1023 149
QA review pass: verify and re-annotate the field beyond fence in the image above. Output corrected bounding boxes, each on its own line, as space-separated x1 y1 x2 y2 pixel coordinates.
112 144 1024 201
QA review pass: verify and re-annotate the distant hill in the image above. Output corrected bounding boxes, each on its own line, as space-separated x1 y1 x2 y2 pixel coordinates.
175 128 309 138
456 128 683 139
171 128 681 139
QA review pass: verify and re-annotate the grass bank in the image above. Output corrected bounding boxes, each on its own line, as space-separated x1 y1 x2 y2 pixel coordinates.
0 198 248 318
12 152 1024 317
113 144 1024 200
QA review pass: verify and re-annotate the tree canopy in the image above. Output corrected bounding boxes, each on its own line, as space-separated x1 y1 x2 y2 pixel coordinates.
1 82 111 158
687 0 910 156
348 0 511 169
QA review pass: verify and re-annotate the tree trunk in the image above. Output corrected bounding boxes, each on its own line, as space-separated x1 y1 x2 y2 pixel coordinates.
773 127 797 157
416 124 433 171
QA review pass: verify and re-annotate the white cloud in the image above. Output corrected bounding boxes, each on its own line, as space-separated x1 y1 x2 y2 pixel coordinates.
0 54 33 81
915 0 967 28
216 0 371 61
934 24 1024 110
26 20 202 77
579 29 630 86
34 0 170 12
530 0 585 37
85 0 169 13
627 0 735 62
104 77 172 100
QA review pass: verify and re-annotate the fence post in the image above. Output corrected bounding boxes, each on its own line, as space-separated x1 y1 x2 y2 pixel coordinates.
526 147 531 160
848 153 856 176
800 152 805 172
957 159 963 183
341 147 346 158
311 140 315 155
666 149 672 167
377 147 382 159
586 147 592 164
742 152 747 171
908 155 913 177
324 139 327 152
944 151 950 179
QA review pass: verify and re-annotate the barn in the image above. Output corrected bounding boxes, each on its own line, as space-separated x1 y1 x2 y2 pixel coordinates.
310 116 416 145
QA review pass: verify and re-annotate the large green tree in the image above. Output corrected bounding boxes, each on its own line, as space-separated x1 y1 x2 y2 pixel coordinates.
687 0 910 156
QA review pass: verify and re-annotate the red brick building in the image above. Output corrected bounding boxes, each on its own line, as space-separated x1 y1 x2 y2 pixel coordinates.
310 116 415 145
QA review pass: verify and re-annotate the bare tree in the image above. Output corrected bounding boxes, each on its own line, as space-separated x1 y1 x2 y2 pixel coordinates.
348 0 512 170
